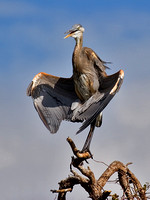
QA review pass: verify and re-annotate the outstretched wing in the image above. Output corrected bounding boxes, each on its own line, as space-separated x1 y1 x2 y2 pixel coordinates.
74 70 124 133
27 72 80 133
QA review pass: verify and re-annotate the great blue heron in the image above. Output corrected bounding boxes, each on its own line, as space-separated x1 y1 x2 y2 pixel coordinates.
27 24 124 153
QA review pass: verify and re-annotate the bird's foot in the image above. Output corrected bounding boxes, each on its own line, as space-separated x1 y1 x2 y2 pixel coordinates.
81 148 93 159
67 137 92 166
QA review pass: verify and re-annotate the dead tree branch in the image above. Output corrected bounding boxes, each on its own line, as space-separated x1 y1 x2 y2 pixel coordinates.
51 137 147 200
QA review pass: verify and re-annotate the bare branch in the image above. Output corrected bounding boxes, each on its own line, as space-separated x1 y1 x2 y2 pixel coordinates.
67 137 91 159
51 138 147 200
127 168 147 200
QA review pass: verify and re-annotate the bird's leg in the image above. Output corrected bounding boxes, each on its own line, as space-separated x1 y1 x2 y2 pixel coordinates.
81 119 96 153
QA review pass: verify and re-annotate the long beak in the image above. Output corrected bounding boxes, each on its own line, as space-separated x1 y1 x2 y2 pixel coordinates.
64 33 72 39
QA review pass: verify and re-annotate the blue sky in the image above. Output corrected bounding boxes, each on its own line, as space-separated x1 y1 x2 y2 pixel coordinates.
0 1 150 199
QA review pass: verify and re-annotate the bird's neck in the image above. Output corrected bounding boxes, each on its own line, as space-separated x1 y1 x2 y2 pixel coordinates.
72 36 83 69
75 35 83 49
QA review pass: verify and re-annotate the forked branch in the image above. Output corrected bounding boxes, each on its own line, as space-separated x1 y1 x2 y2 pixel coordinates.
51 137 147 200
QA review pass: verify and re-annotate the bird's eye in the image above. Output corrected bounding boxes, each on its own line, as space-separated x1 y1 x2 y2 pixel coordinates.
76 25 81 30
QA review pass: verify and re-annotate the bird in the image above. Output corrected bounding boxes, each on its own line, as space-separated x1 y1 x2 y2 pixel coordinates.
27 24 124 153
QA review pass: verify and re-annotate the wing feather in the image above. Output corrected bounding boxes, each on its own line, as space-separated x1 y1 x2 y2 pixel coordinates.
27 70 124 135
27 73 80 133
75 70 124 133
83 47 110 71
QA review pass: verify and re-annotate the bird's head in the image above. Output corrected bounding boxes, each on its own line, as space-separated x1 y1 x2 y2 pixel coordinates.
64 24 85 39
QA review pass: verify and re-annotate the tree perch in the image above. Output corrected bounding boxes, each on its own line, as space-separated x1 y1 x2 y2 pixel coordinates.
51 137 147 200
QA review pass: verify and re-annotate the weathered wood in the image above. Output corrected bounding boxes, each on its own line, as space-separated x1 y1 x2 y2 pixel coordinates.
51 138 147 200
